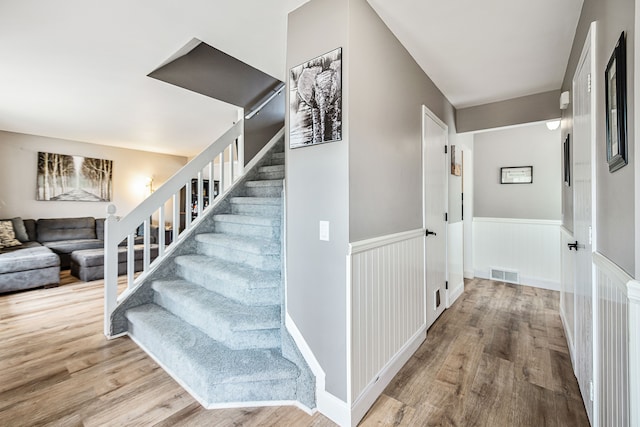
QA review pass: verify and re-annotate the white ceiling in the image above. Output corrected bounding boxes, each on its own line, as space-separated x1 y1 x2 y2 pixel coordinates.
0 0 582 157
367 0 584 108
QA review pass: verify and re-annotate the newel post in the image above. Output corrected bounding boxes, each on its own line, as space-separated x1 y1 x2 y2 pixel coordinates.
104 204 119 337
629 280 640 426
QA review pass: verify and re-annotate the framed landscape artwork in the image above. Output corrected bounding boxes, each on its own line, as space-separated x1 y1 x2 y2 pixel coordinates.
289 47 342 149
36 152 113 201
500 166 533 184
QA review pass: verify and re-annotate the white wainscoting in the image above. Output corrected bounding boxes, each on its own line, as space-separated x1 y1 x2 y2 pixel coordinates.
347 229 426 426
593 252 634 427
447 221 464 306
559 226 576 365
629 280 640 427
473 217 561 290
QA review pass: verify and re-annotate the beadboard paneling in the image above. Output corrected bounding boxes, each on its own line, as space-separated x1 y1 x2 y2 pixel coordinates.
593 253 633 427
473 217 561 290
348 229 426 408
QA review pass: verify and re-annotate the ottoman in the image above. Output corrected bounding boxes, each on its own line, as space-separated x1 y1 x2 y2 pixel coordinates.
70 244 159 282
0 245 60 293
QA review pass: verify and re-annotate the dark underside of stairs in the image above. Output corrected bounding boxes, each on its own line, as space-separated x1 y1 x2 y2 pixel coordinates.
121 145 313 407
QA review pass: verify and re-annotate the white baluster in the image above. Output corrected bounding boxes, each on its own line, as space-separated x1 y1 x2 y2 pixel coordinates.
127 232 135 288
237 112 245 176
208 161 214 202
158 205 165 257
185 181 192 230
143 218 150 271
229 144 235 185
104 204 119 337
219 152 225 192
197 171 203 217
172 192 179 242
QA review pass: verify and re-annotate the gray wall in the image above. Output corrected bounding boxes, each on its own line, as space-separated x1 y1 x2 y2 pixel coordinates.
561 0 635 274
348 0 458 241
0 131 187 220
286 0 350 401
474 123 562 220
286 0 459 401
456 90 561 133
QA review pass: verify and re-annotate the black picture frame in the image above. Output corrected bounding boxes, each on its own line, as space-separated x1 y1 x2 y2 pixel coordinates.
605 32 628 173
500 166 533 184
563 134 571 186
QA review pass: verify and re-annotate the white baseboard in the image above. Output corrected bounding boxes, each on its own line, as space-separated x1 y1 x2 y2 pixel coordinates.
474 269 560 291
285 313 326 394
317 390 350 427
464 270 475 279
559 304 576 370
447 280 464 307
350 326 427 426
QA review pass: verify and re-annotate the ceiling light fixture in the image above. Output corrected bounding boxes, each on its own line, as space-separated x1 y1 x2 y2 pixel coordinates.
546 120 560 131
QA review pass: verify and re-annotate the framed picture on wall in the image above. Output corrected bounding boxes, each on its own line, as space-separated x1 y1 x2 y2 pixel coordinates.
563 134 571 186
604 31 628 173
500 166 533 184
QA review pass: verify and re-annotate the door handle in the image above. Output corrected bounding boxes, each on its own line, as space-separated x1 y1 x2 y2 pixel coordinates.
426 229 437 237
568 241 578 251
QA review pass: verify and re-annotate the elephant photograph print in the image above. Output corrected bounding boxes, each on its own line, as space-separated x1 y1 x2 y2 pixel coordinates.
289 47 342 149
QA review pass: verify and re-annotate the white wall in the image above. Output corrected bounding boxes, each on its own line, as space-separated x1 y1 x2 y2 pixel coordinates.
0 131 187 220
474 123 561 220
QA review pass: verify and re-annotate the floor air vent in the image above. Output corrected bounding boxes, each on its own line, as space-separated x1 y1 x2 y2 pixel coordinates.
490 268 520 284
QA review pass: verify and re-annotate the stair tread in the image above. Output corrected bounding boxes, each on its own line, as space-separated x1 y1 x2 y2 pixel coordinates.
196 233 280 255
245 180 283 187
175 254 280 289
230 197 281 206
152 280 280 331
259 165 285 173
213 213 280 226
126 304 297 384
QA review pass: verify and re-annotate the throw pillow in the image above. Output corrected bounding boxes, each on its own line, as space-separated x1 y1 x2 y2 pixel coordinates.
0 217 29 242
0 220 22 249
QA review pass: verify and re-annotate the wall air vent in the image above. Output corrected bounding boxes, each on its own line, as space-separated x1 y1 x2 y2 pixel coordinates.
490 267 520 284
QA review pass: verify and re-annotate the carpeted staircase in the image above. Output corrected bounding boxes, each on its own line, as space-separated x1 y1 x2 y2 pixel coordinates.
111 141 315 409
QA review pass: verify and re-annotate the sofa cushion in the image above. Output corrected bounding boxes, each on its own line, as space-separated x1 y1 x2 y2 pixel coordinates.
0 241 42 254
23 219 37 242
96 218 105 240
43 239 104 255
0 220 22 249
0 218 29 242
0 246 59 274
37 217 97 242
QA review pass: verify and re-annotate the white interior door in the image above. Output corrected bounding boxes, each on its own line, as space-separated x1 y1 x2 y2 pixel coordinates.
572 22 596 424
423 106 448 329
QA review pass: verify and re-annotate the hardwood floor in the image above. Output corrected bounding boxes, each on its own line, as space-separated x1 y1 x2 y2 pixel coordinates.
0 274 588 426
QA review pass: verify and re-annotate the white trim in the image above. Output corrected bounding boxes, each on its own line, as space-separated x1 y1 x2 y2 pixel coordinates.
629 280 640 427
447 280 464 307
473 217 562 226
559 303 576 369
350 326 427 426
474 269 560 291
463 270 475 279
245 128 285 172
592 252 633 294
284 313 326 394
560 225 574 237
348 228 424 255
629 280 640 303
317 390 350 427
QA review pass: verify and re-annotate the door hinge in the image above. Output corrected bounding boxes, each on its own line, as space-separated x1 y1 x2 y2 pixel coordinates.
444 145 448 154
588 226 592 245
445 281 449 290
587 73 592 93
445 212 448 222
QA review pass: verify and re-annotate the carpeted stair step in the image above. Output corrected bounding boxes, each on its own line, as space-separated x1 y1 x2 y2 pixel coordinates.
270 152 284 166
258 164 285 180
245 180 283 197
126 304 299 405
175 254 280 305
195 233 280 271
152 280 281 350
213 214 281 240
230 197 282 217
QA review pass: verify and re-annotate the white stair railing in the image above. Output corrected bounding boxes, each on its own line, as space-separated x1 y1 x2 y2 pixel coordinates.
103 120 243 336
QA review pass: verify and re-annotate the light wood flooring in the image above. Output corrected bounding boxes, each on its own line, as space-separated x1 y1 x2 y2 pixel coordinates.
0 274 588 426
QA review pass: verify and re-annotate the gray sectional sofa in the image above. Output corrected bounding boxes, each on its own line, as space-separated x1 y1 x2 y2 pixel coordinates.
0 217 158 294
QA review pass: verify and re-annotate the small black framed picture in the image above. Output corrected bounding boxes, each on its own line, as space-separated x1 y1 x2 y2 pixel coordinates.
605 32 628 172
563 134 571 186
500 166 533 184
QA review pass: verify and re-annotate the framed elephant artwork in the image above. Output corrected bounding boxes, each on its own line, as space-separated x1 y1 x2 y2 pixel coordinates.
289 47 342 149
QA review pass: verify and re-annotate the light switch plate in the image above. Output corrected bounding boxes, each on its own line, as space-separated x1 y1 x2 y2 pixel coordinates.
319 221 330 241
